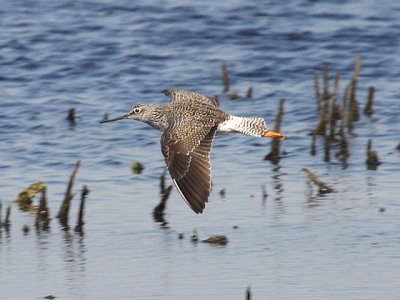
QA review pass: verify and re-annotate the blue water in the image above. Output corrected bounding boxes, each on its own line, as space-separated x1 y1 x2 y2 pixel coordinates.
1 1 400 299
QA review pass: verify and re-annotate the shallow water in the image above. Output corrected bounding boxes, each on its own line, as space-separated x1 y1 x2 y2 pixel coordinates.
1 1 400 299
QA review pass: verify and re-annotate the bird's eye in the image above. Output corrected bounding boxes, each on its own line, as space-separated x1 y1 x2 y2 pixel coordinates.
134 108 141 114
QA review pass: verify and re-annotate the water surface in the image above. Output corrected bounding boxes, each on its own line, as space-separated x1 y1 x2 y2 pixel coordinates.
1 1 400 299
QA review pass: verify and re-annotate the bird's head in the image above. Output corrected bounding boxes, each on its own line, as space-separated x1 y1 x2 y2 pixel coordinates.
100 104 156 123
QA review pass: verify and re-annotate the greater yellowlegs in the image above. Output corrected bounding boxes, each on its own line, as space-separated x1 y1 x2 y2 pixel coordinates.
101 89 285 213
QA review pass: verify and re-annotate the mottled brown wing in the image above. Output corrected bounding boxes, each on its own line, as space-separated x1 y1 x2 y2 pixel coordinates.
162 89 218 107
161 123 217 213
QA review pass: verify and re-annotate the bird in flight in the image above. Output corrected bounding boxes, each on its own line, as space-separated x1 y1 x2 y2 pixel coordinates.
101 89 285 213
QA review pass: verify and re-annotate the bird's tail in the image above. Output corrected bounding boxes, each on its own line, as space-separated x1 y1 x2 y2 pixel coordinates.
221 116 268 137
220 116 286 138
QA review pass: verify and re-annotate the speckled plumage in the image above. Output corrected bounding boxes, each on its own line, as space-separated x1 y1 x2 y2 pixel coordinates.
102 89 271 213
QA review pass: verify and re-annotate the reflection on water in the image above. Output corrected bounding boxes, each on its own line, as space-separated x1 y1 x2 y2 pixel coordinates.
271 165 285 216
62 230 87 298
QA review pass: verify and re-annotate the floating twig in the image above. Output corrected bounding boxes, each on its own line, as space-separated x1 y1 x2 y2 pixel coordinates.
364 86 375 116
57 160 81 226
75 185 89 233
221 62 229 93
202 235 228 246
366 139 380 170
229 92 241 100
264 98 285 163
35 186 50 230
302 168 333 194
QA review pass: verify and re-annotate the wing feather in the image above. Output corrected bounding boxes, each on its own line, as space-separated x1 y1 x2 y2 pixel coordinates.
162 89 218 107
161 124 217 213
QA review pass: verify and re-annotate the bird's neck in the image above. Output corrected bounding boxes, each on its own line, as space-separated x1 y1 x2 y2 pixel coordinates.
145 104 170 132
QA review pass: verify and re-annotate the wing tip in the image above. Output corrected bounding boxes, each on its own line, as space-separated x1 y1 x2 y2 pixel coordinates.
161 89 170 95
172 179 207 214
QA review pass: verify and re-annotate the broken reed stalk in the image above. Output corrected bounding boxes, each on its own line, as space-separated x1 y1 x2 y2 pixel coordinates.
313 70 321 112
66 108 76 125
35 186 50 229
322 66 330 135
321 67 332 162
323 66 330 105
4 206 11 227
75 185 89 233
302 168 333 194
311 130 317 156
364 86 375 116
313 66 330 136
329 72 341 139
324 136 330 162
246 286 252 300
345 77 355 133
246 86 253 98
339 85 350 137
57 160 81 224
340 137 349 170
337 85 350 169
349 53 361 124
261 183 268 202
191 229 199 243
221 62 229 93
366 139 380 170
0 202 11 228
264 98 285 163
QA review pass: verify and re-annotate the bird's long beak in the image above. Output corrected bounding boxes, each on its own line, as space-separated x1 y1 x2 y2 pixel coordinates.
100 114 128 123
262 131 286 139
